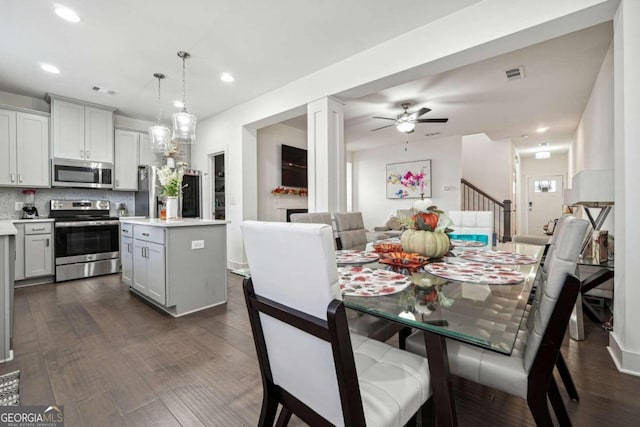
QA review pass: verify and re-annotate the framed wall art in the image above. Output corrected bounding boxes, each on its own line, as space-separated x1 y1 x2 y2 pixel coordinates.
386 159 432 199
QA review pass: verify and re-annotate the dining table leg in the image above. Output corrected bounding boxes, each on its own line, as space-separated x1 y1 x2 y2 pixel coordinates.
423 331 458 427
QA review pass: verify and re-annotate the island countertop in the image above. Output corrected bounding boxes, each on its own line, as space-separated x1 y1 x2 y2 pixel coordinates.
119 218 228 228
0 221 17 236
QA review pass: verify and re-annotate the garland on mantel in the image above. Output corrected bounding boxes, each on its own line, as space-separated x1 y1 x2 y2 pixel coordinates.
271 186 308 197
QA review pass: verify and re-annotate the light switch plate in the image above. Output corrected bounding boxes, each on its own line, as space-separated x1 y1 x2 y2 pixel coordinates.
15 202 24 211
191 240 205 249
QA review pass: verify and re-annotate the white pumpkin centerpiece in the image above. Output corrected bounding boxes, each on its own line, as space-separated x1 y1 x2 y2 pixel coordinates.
400 206 450 258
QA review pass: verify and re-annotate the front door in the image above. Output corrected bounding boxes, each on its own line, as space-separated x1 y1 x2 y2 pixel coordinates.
526 175 564 235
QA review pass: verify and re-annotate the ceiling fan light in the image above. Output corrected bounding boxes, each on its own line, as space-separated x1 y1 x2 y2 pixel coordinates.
396 121 415 133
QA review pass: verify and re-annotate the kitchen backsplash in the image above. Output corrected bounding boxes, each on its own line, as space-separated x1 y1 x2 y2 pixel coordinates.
0 188 135 219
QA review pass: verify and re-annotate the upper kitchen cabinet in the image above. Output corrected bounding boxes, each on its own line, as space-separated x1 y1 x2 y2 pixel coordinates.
0 107 50 188
114 129 140 191
47 94 115 163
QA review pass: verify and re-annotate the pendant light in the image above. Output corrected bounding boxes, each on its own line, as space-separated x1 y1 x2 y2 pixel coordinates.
148 73 171 153
172 51 197 144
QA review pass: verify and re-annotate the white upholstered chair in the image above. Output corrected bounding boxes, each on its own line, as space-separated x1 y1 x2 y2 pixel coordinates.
448 210 494 249
404 216 588 426
334 212 369 250
241 221 433 426
290 212 405 343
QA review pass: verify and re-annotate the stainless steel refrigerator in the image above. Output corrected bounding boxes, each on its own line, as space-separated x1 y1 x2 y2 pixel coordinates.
135 165 160 218
134 166 201 218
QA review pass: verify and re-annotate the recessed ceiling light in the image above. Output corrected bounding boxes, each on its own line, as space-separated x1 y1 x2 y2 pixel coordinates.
220 72 234 83
535 127 548 134
39 63 61 74
54 4 80 22
173 100 184 108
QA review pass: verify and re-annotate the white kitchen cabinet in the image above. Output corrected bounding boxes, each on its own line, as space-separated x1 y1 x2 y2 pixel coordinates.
24 234 53 278
51 99 84 160
0 108 49 187
14 224 25 281
121 235 133 286
138 132 152 166
132 226 166 305
114 129 139 191
12 221 54 283
50 96 115 163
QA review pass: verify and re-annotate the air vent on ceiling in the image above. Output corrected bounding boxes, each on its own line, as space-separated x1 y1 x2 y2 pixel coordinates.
424 132 441 137
505 66 525 81
92 85 118 95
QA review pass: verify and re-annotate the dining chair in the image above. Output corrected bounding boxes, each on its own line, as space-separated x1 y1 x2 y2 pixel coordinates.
290 212 405 344
448 211 494 249
241 221 433 426
404 216 588 426
334 212 369 250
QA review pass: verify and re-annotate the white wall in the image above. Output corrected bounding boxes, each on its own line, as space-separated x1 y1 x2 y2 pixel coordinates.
570 42 614 176
192 0 613 268
352 136 462 230
461 133 512 202
256 123 308 221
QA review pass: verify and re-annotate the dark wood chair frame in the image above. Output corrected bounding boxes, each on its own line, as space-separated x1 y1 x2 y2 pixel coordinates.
243 278 432 427
531 243 580 403
526 274 581 426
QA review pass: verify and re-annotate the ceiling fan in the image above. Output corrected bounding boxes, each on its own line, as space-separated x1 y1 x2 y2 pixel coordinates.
371 103 448 133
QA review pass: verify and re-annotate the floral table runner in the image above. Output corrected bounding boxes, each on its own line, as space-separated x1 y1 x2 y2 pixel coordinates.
424 262 525 285
335 250 380 265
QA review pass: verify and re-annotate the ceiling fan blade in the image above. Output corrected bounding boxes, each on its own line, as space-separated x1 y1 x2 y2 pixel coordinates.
415 118 449 123
372 116 397 121
410 107 431 119
370 124 395 131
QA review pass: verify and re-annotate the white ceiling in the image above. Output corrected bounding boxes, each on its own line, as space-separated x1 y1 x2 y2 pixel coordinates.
0 0 480 121
340 22 612 155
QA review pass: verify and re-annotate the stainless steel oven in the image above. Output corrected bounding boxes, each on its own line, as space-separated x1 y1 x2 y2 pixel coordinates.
50 200 120 282
52 158 113 189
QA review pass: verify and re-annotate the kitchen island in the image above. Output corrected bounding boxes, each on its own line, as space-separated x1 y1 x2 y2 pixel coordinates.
119 218 228 317
0 221 17 362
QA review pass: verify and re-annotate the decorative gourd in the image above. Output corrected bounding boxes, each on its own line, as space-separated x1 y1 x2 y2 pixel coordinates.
401 229 450 258
412 212 438 231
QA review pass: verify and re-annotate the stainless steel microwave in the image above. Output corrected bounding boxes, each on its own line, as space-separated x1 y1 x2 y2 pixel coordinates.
52 158 113 189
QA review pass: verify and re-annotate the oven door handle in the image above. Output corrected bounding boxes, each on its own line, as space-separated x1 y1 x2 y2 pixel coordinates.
55 220 121 228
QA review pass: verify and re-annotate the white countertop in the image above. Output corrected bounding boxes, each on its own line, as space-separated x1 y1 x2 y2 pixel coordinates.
0 221 18 236
11 218 55 223
118 218 228 227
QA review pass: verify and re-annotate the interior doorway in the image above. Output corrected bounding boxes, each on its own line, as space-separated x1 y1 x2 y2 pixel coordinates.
526 175 564 235
209 152 226 220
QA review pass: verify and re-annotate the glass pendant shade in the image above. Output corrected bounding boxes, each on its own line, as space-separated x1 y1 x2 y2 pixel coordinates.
148 73 171 153
172 110 197 144
149 124 171 153
172 51 196 144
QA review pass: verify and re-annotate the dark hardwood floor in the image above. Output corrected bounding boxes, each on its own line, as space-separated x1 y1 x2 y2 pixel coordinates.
2 273 639 426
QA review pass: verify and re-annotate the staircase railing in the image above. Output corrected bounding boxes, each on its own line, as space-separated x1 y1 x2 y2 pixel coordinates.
460 178 512 243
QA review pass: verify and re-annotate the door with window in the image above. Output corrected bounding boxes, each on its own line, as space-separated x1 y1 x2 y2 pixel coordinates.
526 175 564 235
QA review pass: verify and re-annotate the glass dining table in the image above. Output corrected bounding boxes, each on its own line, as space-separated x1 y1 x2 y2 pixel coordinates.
341 242 544 427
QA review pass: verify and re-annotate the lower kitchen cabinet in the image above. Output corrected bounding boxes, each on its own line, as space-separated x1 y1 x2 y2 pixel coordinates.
121 235 133 286
24 234 52 278
13 220 54 283
121 219 227 317
132 227 166 305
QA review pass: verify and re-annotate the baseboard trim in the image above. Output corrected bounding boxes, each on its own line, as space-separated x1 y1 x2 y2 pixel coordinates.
608 332 640 377
228 260 248 270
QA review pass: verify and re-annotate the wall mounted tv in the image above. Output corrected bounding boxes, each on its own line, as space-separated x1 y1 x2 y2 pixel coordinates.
281 144 308 188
